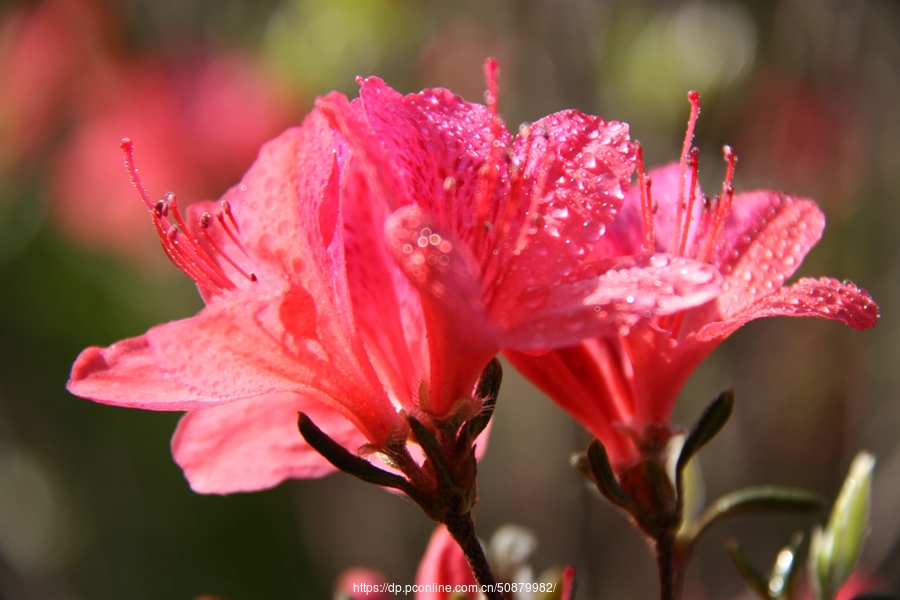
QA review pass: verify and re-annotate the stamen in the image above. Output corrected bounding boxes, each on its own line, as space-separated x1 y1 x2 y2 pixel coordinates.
635 142 655 253
676 147 700 256
165 192 235 286
215 210 253 259
201 213 258 282
221 200 241 233
695 146 738 263
474 58 506 261
675 91 701 254
121 138 156 211
120 139 254 294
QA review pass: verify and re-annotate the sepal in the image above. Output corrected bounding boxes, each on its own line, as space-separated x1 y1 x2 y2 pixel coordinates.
587 439 635 510
467 358 502 439
298 413 412 493
676 389 733 514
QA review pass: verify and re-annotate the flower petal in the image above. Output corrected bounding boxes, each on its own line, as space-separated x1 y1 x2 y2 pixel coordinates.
492 112 635 312
385 205 498 413
501 254 722 350
713 192 825 318
693 277 879 343
68 335 214 410
342 161 428 411
172 392 368 494
317 77 500 222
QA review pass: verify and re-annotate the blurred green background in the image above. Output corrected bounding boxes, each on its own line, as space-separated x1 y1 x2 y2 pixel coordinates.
1 0 899 597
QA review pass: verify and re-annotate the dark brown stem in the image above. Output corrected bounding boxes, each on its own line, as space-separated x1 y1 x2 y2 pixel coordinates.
655 533 679 600
444 511 504 600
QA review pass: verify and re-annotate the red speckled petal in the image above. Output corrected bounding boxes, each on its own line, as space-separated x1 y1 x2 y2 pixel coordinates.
342 157 428 412
495 112 635 305
385 206 491 342
501 254 722 350
693 277 879 342
713 192 825 318
385 205 497 414
317 77 501 226
415 526 477 600
172 393 368 494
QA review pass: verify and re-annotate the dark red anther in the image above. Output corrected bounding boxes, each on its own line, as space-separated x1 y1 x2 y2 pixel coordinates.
200 212 211 229
154 200 167 216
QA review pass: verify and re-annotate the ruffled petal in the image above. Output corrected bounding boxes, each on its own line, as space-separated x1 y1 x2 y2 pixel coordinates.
317 78 500 223
68 335 215 410
415 526 477 600
713 192 825 318
501 254 722 350
172 393 368 494
693 277 879 343
492 112 634 310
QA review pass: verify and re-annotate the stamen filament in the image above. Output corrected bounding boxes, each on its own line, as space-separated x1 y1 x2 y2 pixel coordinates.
675 91 701 254
636 142 655 253
201 213 258 283
121 138 156 211
677 147 700 256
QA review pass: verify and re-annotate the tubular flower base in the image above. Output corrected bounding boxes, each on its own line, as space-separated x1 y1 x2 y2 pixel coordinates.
506 91 879 472
68 64 723 497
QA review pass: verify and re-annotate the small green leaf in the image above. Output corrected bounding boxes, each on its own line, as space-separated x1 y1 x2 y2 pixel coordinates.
467 358 502 439
811 451 876 600
681 486 823 547
676 389 734 511
768 531 805 600
587 440 634 509
298 413 411 492
726 539 771 599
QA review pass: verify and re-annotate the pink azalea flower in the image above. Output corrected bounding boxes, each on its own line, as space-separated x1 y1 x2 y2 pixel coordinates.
68 66 722 494
506 92 879 468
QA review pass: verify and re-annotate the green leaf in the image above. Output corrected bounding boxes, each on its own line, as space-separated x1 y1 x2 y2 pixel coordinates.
676 389 734 512
681 486 823 548
768 531 805 600
587 440 634 509
726 539 771 599
811 451 876 600
297 413 410 492
467 358 502 439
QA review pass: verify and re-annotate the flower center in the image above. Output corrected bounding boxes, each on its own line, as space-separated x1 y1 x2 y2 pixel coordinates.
121 138 257 294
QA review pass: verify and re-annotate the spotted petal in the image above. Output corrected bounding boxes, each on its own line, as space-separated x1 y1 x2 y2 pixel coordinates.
693 277 879 343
